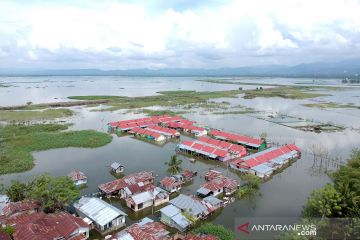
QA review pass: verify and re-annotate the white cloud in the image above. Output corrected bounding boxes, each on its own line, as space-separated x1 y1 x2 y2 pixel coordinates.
0 0 360 68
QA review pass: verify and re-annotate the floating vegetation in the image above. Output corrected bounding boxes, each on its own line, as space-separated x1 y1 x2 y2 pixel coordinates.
250 113 344 132
303 102 360 109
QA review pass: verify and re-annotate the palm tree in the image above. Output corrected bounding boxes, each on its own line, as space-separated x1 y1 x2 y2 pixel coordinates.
165 155 183 175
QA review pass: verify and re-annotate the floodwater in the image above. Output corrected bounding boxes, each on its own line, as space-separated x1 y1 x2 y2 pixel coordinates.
1 76 360 236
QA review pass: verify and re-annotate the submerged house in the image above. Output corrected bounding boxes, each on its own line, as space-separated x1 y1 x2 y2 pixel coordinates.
209 129 266 150
197 172 239 197
160 176 182 193
108 115 183 133
160 204 191 232
110 162 124 174
7 212 90 240
181 170 198 182
146 125 180 139
230 144 301 178
129 127 166 142
169 194 210 220
202 196 224 211
68 170 87 186
125 187 169 212
176 136 247 162
74 197 127 234
117 218 170 240
98 171 154 198
0 200 40 217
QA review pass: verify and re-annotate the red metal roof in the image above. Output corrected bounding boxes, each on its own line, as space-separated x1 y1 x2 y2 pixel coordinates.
10 212 89 240
201 174 239 192
99 171 154 194
67 170 87 181
209 129 262 146
2 200 40 217
124 221 170 240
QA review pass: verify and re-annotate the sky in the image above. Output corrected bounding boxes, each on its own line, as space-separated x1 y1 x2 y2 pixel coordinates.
0 0 360 69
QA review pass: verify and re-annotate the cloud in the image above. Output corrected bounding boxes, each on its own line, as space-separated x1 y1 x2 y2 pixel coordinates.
0 0 360 69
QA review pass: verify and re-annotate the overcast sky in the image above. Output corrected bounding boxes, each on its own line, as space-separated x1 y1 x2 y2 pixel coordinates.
1 0 360 69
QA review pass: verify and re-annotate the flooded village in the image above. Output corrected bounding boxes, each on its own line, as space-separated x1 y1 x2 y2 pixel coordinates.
0 76 359 240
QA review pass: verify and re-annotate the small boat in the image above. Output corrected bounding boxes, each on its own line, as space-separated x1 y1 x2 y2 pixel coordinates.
189 158 196 163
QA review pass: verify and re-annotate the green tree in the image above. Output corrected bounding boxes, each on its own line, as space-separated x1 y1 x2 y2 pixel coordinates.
29 174 80 213
303 184 343 218
165 155 183 175
5 180 29 202
0 225 15 236
193 223 235 240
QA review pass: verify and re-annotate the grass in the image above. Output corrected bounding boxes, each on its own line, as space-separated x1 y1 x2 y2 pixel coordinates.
193 223 236 240
243 86 329 99
198 79 283 86
303 102 360 109
68 90 243 111
0 124 112 174
0 109 73 122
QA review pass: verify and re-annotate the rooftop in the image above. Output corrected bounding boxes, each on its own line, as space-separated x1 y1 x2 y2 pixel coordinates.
67 170 87 181
118 221 170 240
74 197 127 227
169 194 209 217
98 171 154 194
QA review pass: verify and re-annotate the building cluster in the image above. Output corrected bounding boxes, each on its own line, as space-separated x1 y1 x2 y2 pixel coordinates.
0 115 302 239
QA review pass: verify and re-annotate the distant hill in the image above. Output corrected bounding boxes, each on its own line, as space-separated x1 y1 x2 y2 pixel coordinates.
1 58 359 77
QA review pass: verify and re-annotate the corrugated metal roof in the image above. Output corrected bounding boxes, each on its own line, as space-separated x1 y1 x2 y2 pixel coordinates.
75 197 127 227
160 205 181 217
252 164 273 174
170 194 208 216
203 196 223 206
131 191 153 205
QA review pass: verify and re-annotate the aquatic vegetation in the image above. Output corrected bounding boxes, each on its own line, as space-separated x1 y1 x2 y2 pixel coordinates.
243 86 329 99
193 223 236 240
0 109 73 122
303 102 360 109
0 124 112 174
68 89 243 111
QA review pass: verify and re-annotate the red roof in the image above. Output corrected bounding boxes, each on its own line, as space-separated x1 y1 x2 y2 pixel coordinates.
124 221 170 240
201 175 239 192
2 200 40 217
209 129 262 146
67 170 87 181
10 212 89 240
99 171 154 194
160 177 179 188
230 144 301 169
181 170 197 179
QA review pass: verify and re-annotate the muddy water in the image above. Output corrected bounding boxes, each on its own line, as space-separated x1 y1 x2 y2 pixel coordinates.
1 76 360 234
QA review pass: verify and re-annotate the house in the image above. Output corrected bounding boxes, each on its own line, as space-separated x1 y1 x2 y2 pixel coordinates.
68 170 87 186
209 129 266 150
125 187 169 212
110 162 124 174
181 170 197 182
117 218 170 240
146 125 180 139
160 205 191 232
160 176 182 193
169 194 210 220
74 197 127 235
5 212 90 240
202 196 224 211
204 170 222 181
197 173 239 197
129 127 167 142
98 171 154 197
0 200 40 217
230 144 301 178
183 125 207 137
